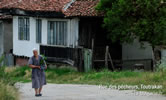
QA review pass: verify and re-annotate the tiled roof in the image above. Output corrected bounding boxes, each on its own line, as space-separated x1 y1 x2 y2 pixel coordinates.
0 15 12 19
0 0 102 17
0 0 71 12
63 0 101 17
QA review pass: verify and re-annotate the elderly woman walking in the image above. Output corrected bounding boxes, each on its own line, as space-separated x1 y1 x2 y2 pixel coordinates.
28 48 47 97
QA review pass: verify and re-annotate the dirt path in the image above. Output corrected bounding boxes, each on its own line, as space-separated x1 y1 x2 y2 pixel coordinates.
15 83 166 100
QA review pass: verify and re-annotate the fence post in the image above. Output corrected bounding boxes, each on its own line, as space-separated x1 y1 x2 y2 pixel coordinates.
108 52 115 71
105 46 109 69
91 38 94 69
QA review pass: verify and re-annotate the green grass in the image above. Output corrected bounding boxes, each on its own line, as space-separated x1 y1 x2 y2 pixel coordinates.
2 66 166 96
0 81 19 100
0 67 19 100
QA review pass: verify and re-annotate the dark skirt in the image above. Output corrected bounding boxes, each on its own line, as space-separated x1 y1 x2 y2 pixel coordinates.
32 69 46 88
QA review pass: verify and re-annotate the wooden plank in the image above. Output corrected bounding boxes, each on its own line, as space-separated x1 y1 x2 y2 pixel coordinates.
84 48 92 72
94 60 105 62
108 52 115 71
91 38 94 69
105 46 109 69
80 48 84 72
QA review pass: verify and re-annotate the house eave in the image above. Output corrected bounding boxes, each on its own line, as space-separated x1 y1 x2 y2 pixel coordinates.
65 15 104 19
0 8 65 18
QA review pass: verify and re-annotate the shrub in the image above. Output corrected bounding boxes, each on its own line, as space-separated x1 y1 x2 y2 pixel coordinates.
0 55 5 67
0 81 19 100
156 57 166 72
0 67 19 100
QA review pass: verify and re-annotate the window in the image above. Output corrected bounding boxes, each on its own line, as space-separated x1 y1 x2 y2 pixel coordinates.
36 19 42 43
18 17 30 40
48 21 67 46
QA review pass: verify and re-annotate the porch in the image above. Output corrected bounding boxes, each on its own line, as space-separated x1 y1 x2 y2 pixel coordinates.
39 44 122 72
40 45 85 72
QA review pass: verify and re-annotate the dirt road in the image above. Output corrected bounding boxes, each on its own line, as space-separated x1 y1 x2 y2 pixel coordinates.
15 83 166 100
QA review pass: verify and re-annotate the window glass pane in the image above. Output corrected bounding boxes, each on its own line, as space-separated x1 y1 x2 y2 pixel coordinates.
47 21 67 46
56 21 59 45
24 18 26 40
26 18 30 40
18 18 23 40
50 22 54 45
64 22 67 46
36 19 42 43
56 22 59 45
21 18 23 40
47 22 51 44
53 22 57 45
59 22 62 45
18 17 30 41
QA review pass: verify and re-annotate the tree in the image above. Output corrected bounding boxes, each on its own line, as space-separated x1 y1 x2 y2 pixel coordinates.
96 0 166 46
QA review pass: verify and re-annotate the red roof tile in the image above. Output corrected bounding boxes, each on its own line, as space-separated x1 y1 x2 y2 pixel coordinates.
0 0 71 12
63 0 102 17
0 0 102 17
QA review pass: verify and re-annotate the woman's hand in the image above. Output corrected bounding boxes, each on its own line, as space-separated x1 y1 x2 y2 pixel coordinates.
45 65 47 70
36 66 41 69
29 65 40 69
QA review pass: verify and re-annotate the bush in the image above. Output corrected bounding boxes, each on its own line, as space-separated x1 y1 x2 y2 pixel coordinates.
0 67 19 100
156 57 166 72
9 66 30 77
0 81 19 100
0 55 5 67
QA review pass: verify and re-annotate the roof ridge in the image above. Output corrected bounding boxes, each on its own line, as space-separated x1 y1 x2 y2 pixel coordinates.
63 0 76 11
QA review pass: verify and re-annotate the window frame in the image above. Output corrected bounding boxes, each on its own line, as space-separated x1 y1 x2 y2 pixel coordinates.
18 17 30 41
47 20 68 47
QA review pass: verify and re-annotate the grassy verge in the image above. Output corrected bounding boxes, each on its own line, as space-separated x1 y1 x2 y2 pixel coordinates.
3 66 166 96
0 81 19 100
0 67 19 100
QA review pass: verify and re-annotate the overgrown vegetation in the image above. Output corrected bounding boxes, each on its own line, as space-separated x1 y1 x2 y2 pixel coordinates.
0 54 4 66
0 67 19 100
3 65 166 96
0 55 19 100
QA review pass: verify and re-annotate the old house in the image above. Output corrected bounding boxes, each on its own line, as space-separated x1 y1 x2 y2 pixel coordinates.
0 0 157 71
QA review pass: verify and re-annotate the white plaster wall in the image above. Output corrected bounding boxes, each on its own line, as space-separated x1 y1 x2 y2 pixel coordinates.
13 16 79 57
122 39 153 60
13 16 39 57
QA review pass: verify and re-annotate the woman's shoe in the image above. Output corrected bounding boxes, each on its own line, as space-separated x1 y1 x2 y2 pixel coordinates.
35 94 40 97
39 94 42 96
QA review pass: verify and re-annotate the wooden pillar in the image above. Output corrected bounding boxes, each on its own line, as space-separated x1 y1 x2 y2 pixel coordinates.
105 46 109 69
91 38 94 69
108 52 115 71
105 46 115 71
78 47 84 72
